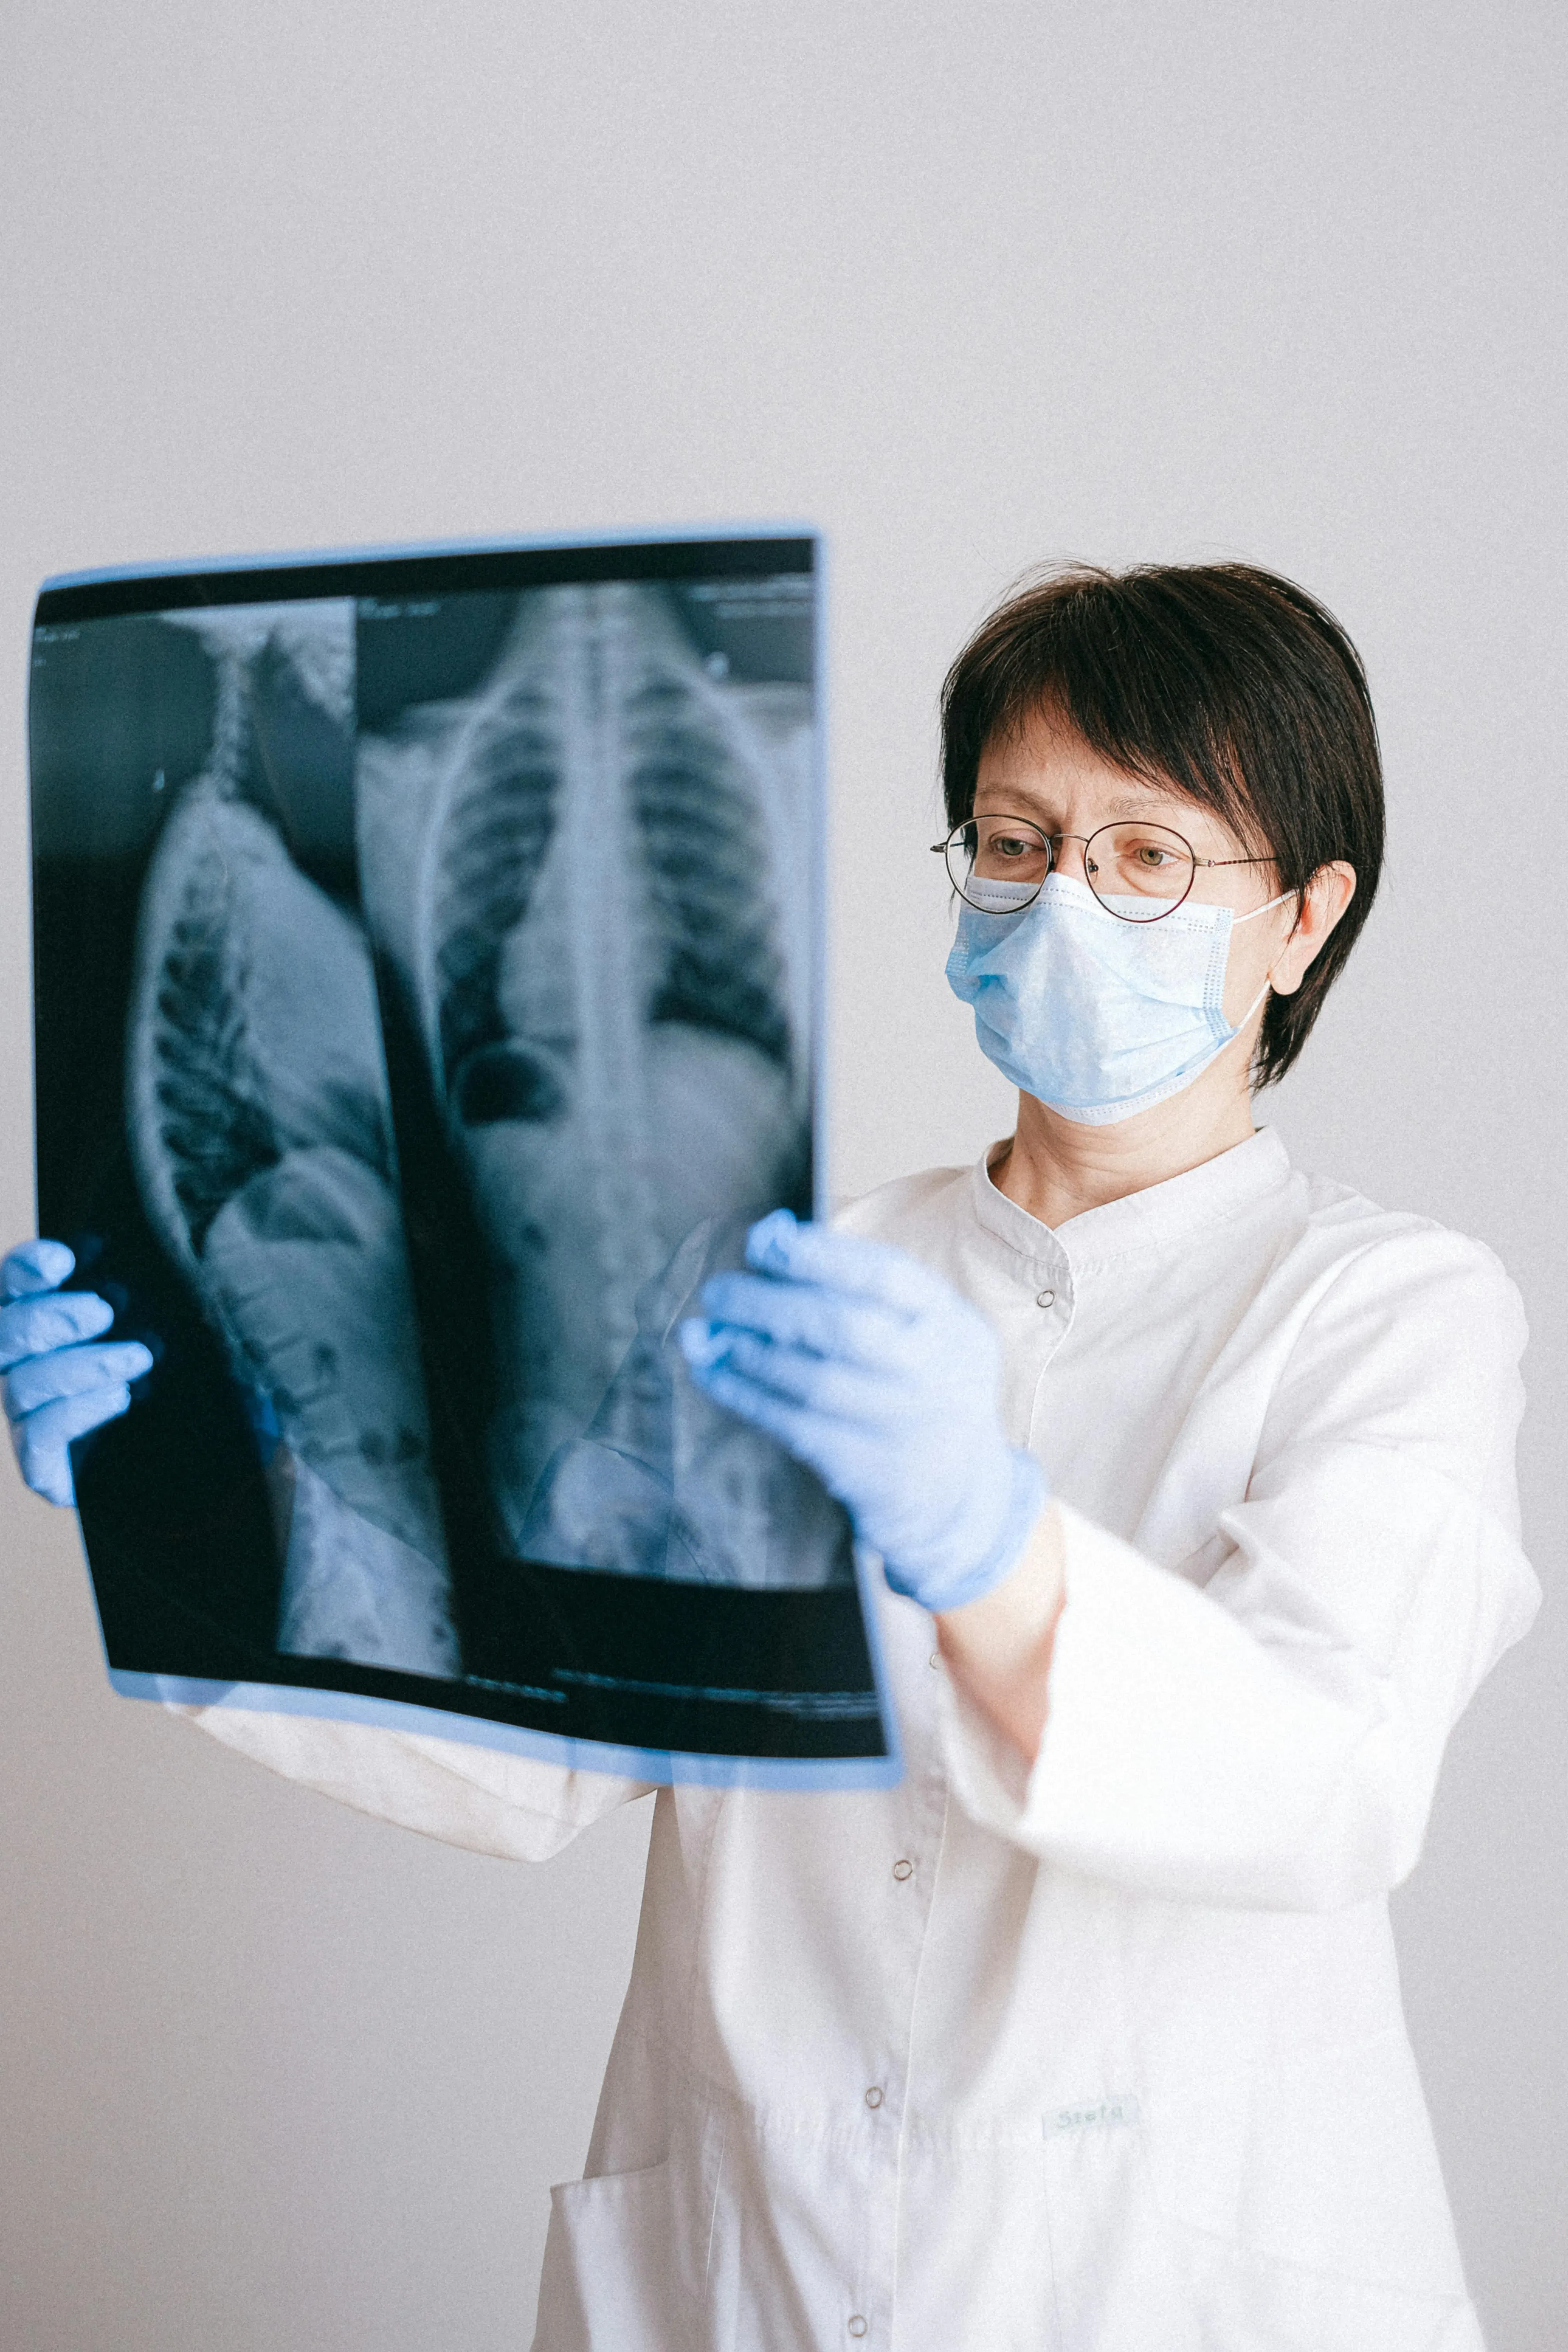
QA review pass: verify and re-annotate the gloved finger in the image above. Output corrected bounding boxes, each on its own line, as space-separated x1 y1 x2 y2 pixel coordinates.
678 1319 890 1419
695 1270 911 1369
10 1384 134 1507
745 1212 954 1319
0 1239 77 1304
3 1339 154 1425
0 1289 116 1371
678 1357 837 1485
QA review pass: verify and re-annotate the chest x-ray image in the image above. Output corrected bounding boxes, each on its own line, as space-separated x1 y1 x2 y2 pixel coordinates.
29 537 893 1785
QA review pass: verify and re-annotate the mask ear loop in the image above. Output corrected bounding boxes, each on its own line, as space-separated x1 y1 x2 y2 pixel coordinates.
1226 888 1296 1040
1230 888 1295 927
1232 973 1274 1028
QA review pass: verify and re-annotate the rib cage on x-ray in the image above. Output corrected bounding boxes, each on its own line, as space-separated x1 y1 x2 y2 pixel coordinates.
126 604 462 1679
358 582 837 1586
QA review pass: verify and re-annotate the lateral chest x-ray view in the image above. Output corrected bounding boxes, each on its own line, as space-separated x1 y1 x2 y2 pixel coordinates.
29 535 894 1784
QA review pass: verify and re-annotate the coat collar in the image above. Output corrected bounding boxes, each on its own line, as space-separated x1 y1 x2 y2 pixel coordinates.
969 1126 1293 1272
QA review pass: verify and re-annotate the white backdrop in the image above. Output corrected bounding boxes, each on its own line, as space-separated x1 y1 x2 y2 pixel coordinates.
2 5 1565 2346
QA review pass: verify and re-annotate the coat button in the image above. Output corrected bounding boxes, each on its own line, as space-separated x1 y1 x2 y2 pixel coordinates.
1035 1287 1056 1308
864 2086 884 2109
848 2321 869 2340
892 1858 914 1881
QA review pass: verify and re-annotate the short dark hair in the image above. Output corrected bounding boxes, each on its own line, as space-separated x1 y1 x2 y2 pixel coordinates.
939 561 1384 1088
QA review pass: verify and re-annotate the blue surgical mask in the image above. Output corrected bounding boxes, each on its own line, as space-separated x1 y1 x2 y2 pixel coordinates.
945 872 1290 1124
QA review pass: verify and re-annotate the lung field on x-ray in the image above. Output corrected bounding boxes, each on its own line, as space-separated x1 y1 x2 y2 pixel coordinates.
358 580 830 1589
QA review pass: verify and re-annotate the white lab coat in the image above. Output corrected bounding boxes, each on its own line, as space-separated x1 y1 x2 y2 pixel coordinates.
180 1130 1537 2351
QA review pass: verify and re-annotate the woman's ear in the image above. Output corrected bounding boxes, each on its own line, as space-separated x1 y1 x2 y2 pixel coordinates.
1270 863 1356 997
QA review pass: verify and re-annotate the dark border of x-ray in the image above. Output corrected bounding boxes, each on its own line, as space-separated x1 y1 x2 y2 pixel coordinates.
31 524 905 1794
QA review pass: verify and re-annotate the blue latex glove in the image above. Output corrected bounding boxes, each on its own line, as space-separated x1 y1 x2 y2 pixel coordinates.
677 1210 1046 1614
1 1241 154 1507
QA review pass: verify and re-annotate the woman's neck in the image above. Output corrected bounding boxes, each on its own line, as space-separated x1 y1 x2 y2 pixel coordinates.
991 1072 1259 1230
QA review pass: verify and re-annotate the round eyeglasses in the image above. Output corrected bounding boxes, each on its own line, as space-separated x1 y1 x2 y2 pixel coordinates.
933 815 1273 923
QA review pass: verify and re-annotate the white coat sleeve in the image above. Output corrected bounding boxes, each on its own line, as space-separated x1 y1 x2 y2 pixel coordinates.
171 1702 654 1862
938 1229 1540 1912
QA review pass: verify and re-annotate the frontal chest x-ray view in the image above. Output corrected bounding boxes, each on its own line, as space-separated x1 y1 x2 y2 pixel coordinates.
29 537 893 1783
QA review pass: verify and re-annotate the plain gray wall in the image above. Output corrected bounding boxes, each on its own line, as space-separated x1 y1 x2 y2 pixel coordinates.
2 4 1565 2345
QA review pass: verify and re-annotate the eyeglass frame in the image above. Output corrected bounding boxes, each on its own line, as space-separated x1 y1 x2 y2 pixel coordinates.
931 815 1276 923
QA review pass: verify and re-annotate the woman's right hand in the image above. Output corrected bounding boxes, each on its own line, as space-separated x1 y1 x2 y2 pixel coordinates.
1 1241 154 1506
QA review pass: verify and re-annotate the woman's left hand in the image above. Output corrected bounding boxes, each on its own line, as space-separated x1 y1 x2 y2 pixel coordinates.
678 1210 1046 1615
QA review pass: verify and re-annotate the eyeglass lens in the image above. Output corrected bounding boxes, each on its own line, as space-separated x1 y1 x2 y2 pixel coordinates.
946 818 1196 922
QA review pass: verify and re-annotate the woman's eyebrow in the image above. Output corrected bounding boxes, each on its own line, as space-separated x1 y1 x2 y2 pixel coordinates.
973 785 1189 822
1103 790 1192 820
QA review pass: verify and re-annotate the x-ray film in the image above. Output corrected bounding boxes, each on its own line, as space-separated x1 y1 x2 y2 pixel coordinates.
29 532 897 1788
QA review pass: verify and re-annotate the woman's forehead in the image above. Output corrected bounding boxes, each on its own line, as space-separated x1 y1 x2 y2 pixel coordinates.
973 710 1253 847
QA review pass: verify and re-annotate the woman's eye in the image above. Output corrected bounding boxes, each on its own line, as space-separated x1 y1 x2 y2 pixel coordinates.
990 834 1035 861
1132 843 1172 867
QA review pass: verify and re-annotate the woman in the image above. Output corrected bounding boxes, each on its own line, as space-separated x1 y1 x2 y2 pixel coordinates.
2 563 1537 2350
